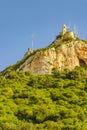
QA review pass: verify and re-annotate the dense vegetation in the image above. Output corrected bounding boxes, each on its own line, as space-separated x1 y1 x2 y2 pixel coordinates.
0 66 87 129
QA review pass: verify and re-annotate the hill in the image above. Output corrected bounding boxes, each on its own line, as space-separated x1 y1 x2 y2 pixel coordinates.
1 25 87 129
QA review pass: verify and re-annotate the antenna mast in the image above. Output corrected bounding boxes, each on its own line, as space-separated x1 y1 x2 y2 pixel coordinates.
67 21 71 31
32 34 34 50
73 25 78 37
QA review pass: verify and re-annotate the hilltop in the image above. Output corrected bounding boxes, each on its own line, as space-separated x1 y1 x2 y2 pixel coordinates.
2 25 87 76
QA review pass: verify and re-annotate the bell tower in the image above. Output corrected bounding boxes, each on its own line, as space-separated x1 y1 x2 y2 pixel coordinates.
61 24 67 36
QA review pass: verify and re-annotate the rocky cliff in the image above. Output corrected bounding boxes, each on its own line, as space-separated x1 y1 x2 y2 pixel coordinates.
2 25 87 75
14 38 87 75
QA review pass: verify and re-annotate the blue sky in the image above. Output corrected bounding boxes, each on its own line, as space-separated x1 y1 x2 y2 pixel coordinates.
0 0 87 71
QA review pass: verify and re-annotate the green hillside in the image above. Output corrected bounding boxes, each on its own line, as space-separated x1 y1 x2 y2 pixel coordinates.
0 66 87 129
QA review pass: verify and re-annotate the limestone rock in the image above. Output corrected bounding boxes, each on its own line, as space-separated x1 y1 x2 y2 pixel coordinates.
15 39 87 75
3 25 87 75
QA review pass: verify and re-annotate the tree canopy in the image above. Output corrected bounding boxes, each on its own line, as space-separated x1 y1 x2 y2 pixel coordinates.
0 66 87 129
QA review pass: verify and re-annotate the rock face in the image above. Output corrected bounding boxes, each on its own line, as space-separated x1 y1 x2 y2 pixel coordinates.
16 39 87 75
3 25 87 75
